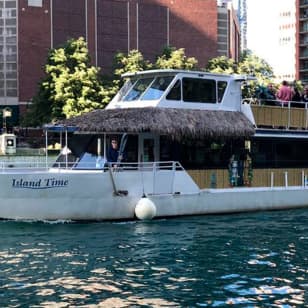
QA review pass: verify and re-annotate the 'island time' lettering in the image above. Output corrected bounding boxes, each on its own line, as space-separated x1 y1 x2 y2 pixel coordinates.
12 178 69 189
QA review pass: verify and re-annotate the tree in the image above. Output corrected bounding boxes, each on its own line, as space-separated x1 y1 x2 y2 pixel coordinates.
238 50 274 84
113 49 152 78
206 51 274 98
112 50 152 91
154 46 198 70
23 37 111 126
238 51 274 98
206 56 237 74
22 83 53 127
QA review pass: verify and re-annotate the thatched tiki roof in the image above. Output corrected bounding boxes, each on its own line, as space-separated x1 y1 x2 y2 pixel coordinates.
59 107 255 140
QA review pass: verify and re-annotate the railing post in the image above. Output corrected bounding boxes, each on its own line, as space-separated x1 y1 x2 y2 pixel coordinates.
152 161 156 194
302 170 305 187
271 172 274 188
306 105 308 129
285 171 288 188
171 161 176 194
288 102 291 129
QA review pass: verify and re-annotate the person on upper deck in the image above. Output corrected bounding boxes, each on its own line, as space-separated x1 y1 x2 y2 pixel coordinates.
264 83 276 105
267 83 276 99
291 83 304 107
302 86 308 103
276 80 293 106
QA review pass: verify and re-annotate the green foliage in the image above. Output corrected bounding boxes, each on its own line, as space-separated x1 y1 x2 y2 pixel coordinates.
238 51 274 98
206 50 274 98
154 46 198 70
238 50 274 84
21 83 53 127
206 56 237 74
113 49 152 78
112 50 152 90
23 37 111 126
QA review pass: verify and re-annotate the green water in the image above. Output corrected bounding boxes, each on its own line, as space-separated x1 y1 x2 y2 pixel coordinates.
0 209 307 307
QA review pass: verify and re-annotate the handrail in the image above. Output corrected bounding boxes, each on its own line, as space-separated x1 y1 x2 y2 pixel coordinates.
0 160 185 172
242 98 308 109
243 98 308 130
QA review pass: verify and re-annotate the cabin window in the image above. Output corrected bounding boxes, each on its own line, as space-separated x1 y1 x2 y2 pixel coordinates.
166 80 181 101
183 78 216 103
159 136 235 169
141 76 174 100
118 79 134 101
218 81 227 102
252 138 308 168
123 78 153 101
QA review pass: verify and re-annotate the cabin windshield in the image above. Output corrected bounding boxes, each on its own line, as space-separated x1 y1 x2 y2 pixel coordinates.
122 75 175 101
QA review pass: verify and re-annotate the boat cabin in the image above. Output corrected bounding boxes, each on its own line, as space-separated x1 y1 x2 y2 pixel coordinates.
107 69 249 112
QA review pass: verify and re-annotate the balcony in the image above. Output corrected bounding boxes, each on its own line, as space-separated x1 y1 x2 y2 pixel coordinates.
245 99 308 130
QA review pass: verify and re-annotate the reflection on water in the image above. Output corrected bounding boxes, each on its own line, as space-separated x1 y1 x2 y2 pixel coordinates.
0 209 307 307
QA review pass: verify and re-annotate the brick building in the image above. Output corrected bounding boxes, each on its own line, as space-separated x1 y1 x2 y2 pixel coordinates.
0 0 240 123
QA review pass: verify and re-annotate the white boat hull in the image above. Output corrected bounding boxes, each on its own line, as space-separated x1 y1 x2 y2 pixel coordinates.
151 187 308 217
0 169 308 221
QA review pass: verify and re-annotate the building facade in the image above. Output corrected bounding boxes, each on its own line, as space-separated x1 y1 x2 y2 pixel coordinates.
0 0 240 123
276 0 296 82
297 0 308 83
217 0 240 59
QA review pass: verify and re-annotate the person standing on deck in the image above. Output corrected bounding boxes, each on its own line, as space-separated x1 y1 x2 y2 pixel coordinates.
107 137 126 164
276 80 293 106
302 86 308 102
107 138 120 163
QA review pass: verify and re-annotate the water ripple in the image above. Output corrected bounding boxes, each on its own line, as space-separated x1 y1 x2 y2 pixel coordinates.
0 209 307 306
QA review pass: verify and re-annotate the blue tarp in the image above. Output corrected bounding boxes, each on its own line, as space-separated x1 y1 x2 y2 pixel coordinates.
43 124 79 133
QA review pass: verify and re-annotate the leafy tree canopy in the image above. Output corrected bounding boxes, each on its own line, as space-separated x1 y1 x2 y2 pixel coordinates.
23 37 111 126
238 50 274 84
113 49 152 78
206 50 274 98
111 49 152 91
154 46 198 70
206 56 237 74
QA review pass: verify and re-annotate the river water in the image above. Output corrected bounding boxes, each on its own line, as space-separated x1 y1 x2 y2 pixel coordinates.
0 209 307 307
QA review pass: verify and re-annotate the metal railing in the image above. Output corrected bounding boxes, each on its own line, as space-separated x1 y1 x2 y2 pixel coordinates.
0 159 185 172
243 98 308 129
243 98 308 109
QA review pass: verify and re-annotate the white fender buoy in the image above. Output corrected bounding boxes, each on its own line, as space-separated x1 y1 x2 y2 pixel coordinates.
135 197 156 220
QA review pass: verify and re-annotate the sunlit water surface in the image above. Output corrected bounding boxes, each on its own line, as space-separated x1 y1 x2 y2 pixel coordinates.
0 209 307 307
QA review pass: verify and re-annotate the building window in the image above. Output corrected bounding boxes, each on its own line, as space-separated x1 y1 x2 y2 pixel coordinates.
28 0 42 7
0 0 17 98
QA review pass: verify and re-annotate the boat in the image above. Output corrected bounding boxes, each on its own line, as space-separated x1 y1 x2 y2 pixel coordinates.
1 69 308 221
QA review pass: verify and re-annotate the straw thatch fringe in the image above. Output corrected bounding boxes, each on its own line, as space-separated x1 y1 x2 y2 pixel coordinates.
59 107 255 140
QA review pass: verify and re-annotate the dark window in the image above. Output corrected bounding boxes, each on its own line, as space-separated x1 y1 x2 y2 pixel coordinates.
252 138 308 168
183 78 216 103
159 136 235 169
166 79 181 100
218 81 227 102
